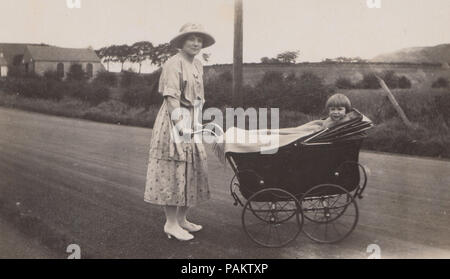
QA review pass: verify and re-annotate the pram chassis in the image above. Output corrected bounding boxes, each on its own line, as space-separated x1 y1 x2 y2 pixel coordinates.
227 139 369 248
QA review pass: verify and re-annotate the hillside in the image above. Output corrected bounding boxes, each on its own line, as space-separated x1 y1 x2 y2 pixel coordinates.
204 62 450 89
371 44 450 64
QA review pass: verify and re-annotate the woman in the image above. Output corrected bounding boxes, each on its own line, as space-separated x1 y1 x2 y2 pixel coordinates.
144 23 215 241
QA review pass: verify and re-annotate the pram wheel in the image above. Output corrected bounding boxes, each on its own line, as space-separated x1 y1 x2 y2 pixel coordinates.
301 184 358 244
242 188 303 248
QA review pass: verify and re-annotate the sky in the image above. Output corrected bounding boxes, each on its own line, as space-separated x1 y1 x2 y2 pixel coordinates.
1 0 449 71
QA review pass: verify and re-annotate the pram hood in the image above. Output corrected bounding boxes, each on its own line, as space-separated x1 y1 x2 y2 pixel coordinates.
223 109 373 154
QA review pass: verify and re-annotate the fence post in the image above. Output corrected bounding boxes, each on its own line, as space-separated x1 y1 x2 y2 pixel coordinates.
375 75 414 128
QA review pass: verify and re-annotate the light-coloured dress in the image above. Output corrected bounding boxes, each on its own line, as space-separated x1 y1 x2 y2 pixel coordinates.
144 53 210 207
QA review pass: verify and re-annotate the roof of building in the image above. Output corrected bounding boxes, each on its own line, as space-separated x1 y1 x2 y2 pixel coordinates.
0 43 33 65
26 45 101 62
0 43 102 65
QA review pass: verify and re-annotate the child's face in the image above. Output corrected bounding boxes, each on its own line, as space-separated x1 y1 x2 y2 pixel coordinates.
328 106 346 121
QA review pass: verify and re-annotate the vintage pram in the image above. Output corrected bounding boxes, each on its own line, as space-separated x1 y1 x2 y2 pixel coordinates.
206 109 374 247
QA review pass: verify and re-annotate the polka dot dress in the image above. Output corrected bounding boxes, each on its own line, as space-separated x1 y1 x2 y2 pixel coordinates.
144 53 210 207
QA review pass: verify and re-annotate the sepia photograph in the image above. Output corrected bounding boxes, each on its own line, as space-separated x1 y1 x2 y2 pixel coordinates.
0 0 449 261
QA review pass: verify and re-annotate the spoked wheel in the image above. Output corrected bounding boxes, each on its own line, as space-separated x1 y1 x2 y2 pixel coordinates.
301 184 358 244
242 188 303 248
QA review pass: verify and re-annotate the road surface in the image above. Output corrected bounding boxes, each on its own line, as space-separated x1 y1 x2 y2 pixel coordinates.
0 107 449 258
0 217 58 259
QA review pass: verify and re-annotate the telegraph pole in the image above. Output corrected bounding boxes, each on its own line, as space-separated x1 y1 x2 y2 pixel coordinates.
233 0 243 107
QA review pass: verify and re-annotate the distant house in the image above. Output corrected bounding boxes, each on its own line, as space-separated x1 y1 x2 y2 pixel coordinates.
0 52 7 77
0 43 29 75
0 43 104 78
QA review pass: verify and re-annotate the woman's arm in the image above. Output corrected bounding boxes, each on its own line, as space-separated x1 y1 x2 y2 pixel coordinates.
166 96 192 135
158 57 192 136
165 95 180 120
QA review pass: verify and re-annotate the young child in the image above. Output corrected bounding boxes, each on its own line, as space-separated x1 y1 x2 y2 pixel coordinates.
321 93 352 129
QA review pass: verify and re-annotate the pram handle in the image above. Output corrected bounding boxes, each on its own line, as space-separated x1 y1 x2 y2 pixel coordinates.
191 129 220 138
191 122 224 139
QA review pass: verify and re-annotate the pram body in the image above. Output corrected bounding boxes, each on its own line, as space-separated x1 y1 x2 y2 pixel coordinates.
224 109 374 247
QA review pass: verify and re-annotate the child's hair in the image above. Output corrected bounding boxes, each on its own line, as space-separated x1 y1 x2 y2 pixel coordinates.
325 93 352 113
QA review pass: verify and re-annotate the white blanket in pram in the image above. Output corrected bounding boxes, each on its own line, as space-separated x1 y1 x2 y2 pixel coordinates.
223 120 325 154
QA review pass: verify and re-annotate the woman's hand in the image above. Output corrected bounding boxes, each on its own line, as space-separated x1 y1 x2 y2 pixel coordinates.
179 127 193 137
165 96 194 138
166 96 184 127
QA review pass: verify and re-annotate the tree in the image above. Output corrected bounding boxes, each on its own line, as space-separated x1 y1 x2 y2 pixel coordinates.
336 57 351 63
260 57 270 63
202 52 211 63
322 57 368 63
276 50 300 64
150 43 178 67
260 50 300 64
432 77 449 88
110 44 132 72
354 57 368 63
293 72 329 113
130 41 154 74
96 46 118 72
358 73 381 89
322 58 335 63
398 76 412 89
260 57 280 64
335 77 353 89
382 70 399 89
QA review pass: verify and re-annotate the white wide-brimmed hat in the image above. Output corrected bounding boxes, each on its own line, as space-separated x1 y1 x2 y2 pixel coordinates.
170 23 215 49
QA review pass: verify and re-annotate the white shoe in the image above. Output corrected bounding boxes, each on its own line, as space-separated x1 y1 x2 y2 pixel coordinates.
164 224 194 241
180 221 203 233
